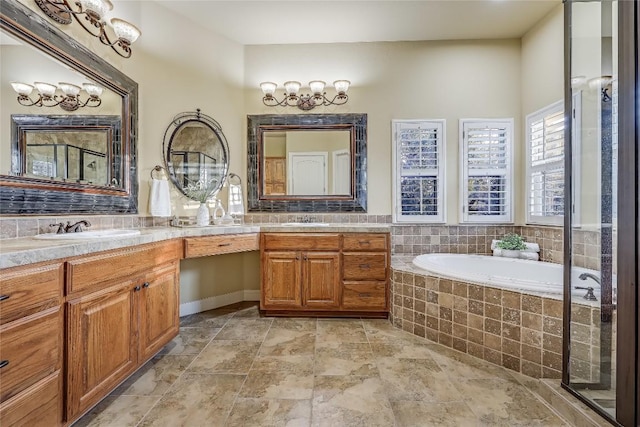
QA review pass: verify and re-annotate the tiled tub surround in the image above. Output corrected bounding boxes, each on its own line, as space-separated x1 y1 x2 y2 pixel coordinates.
391 256 607 380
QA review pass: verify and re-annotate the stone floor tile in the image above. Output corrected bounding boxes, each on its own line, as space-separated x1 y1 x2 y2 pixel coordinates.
377 357 462 403
259 328 316 356
250 355 315 374
455 378 568 426
239 370 315 400
188 340 261 374
311 376 395 427
370 340 437 359
314 341 378 377
270 317 318 331
226 398 312 427
429 345 518 381
178 309 234 328
316 319 368 343
112 354 196 396
137 373 245 426
391 400 480 426
72 395 159 427
214 318 273 341
157 327 220 355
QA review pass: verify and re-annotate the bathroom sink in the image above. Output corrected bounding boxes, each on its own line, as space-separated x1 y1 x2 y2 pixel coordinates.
33 229 141 240
280 222 330 227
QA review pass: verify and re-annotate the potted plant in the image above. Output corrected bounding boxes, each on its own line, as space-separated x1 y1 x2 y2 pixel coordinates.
496 233 527 258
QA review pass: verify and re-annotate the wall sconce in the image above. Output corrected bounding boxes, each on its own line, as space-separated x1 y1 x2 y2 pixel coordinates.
10 81 103 111
260 80 350 110
34 0 141 58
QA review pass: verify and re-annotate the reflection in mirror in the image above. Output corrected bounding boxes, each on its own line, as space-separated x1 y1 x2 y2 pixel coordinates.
163 110 229 202
1 0 138 214
262 130 351 196
12 115 122 188
247 113 367 213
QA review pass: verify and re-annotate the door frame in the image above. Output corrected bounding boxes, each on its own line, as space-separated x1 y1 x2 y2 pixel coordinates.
332 148 351 194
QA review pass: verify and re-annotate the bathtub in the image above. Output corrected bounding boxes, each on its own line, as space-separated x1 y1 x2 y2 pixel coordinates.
412 253 604 297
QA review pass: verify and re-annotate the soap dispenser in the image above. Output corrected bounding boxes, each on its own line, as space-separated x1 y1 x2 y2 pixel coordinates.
212 198 226 225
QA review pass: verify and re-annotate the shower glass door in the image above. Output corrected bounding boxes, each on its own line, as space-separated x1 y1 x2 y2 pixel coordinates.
564 1 637 424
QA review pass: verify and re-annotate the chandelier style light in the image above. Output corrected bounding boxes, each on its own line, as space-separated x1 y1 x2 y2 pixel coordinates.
34 0 141 58
10 81 103 111
260 80 351 110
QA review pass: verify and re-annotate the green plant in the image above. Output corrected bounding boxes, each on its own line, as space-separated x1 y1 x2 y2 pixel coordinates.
183 177 219 203
496 233 527 250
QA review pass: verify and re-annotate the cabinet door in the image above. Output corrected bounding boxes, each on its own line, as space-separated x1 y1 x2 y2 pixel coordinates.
66 284 137 419
138 262 180 361
262 252 301 309
303 252 340 309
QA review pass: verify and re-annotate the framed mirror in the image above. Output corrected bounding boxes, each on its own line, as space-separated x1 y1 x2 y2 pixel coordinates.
163 110 229 202
247 113 367 212
0 0 138 214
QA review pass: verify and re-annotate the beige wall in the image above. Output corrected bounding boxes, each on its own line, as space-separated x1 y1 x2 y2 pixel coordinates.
244 39 523 222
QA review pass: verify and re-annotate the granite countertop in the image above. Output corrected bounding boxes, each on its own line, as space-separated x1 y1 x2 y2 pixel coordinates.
0 223 391 269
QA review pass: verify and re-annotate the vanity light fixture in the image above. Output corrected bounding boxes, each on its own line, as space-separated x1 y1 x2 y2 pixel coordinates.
10 81 103 111
260 80 351 110
34 0 141 58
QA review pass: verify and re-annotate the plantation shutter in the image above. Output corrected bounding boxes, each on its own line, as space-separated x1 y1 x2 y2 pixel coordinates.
461 119 513 223
393 120 445 223
527 102 565 224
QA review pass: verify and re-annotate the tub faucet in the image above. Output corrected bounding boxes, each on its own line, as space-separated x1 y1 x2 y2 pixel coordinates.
578 272 601 285
65 220 91 233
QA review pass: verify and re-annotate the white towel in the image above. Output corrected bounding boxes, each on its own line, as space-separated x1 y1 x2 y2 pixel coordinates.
227 183 245 215
149 178 172 217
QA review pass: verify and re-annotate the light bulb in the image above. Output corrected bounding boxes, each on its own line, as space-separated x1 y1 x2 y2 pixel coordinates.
34 82 58 97
333 80 350 95
11 82 34 96
83 83 104 97
284 81 301 96
59 82 81 96
309 80 326 95
110 18 142 44
79 0 113 18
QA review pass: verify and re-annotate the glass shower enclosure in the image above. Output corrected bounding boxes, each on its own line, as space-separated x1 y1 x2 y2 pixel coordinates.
563 1 638 425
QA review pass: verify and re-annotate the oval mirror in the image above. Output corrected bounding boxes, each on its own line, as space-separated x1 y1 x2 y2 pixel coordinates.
163 110 229 202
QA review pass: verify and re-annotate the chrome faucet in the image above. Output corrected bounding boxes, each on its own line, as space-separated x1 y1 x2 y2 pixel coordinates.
64 220 91 233
575 272 600 301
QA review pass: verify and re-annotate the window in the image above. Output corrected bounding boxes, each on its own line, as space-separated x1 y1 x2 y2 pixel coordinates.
460 119 514 223
526 101 565 225
392 119 446 223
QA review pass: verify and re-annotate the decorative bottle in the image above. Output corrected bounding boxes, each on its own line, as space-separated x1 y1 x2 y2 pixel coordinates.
212 198 226 225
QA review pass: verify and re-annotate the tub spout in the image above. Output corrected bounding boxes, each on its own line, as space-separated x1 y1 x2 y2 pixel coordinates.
578 272 601 285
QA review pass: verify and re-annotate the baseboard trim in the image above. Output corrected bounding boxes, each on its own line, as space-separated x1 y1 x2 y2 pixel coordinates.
179 290 260 317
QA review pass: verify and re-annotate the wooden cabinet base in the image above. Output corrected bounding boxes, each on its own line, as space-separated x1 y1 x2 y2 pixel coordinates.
262 310 388 318
0 372 62 427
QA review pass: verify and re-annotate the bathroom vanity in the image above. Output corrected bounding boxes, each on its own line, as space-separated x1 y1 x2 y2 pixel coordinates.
0 224 389 425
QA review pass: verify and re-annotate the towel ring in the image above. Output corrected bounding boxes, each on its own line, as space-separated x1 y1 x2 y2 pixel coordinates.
227 172 242 185
151 165 165 180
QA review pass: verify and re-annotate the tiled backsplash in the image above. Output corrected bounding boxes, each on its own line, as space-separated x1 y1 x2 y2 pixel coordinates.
1 212 602 270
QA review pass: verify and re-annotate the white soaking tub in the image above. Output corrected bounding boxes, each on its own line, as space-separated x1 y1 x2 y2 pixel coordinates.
412 253 604 298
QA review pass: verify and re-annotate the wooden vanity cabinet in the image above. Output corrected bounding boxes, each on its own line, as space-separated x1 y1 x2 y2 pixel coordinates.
261 234 341 312
0 261 64 427
261 232 389 316
65 240 181 422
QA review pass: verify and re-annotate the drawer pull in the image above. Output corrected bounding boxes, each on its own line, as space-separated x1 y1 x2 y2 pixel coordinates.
0 360 9 369
359 263 371 269
134 285 141 292
0 294 9 302
218 243 232 247
358 293 372 298
143 282 150 288
359 240 371 245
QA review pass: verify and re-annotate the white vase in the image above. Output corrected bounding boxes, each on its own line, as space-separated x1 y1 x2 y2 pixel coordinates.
196 202 210 226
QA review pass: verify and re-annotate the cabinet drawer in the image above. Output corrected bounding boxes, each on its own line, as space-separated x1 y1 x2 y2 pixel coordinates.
342 283 386 310
343 253 387 281
343 234 388 251
262 233 341 251
0 309 62 403
184 233 259 258
67 240 182 294
0 262 63 325
0 372 62 427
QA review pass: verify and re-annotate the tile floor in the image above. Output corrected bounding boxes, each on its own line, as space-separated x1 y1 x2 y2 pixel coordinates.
74 302 570 426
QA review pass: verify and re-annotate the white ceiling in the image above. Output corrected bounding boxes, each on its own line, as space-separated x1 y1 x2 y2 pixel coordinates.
156 0 561 46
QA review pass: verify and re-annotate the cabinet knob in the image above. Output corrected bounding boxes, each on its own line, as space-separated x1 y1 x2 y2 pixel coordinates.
296 256 300 260
0 360 9 369
358 293 372 298
0 295 10 302
134 285 141 292
303 255 308 261
218 243 232 247
359 240 370 245
359 263 371 269
143 282 150 288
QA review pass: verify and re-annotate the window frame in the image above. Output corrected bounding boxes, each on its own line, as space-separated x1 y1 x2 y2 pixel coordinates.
459 118 514 224
392 119 446 224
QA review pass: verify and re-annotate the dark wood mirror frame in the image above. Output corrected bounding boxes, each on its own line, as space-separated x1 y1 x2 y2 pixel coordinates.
247 113 367 212
0 0 138 215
